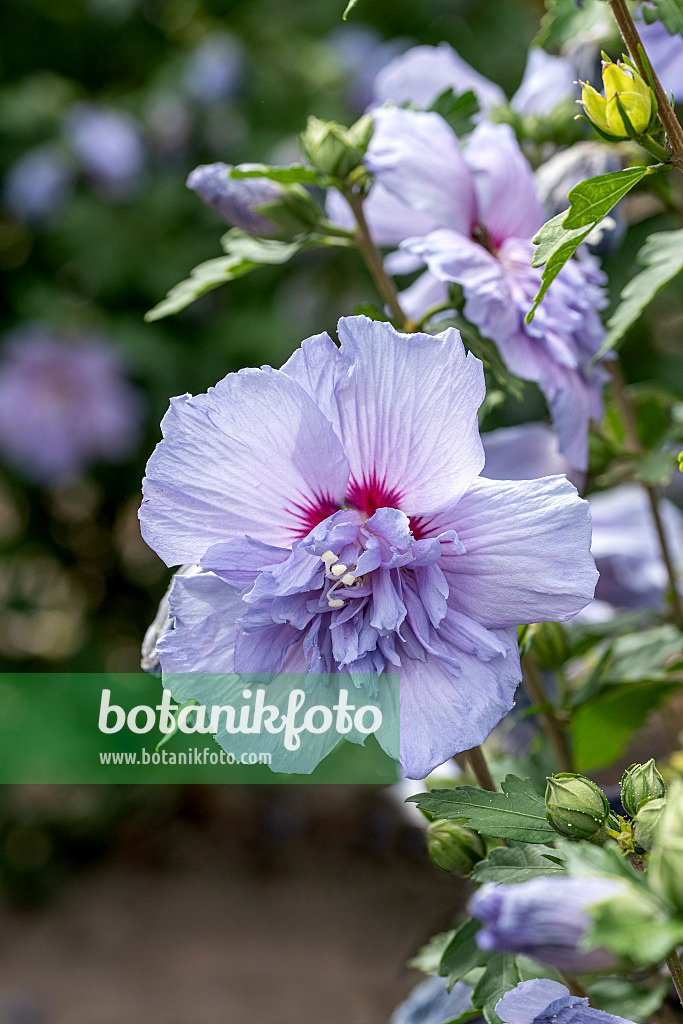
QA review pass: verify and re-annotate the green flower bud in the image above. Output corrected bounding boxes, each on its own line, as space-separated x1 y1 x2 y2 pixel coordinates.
634 796 667 852
621 759 667 818
545 773 610 840
530 621 569 670
425 819 486 875
300 115 371 179
580 57 654 139
650 780 683 913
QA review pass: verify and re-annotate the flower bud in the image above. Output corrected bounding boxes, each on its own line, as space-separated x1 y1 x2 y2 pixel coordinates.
621 759 667 818
545 773 610 840
580 58 654 139
634 796 667 852
650 780 683 912
425 818 486 875
300 115 371 179
187 162 281 234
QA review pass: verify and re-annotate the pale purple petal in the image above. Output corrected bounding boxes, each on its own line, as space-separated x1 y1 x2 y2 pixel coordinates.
326 183 439 248
334 315 485 516
482 423 577 485
140 368 350 566
399 628 520 779
496 980 571 1024
511 48 577 117
464 122 544 246
372 43 506 113
398 269 449 322
365 107 476 235
187 162 279 233
636 13 683 99
429 475 597 628
156 571 242 673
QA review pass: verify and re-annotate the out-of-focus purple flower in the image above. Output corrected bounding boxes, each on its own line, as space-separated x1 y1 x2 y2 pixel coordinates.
139 315 597 779
497 979 636 1024
391 975 479 1024
482 422 579 486
0 326 143 484
184 33 245 104
470 876 623 973
362 110 608 471
535 143 626 255
186 162 280 234
636 9 683 99
371 42 575 118
327 25 412 112
63 103 145 195
3 145 74 224
589 483 683 612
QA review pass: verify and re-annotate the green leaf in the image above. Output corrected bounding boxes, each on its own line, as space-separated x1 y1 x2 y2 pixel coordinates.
408 930 456 975
229 163 320 184
593 230 683 362
439 919 489 989
642 0 683 37
527 167 652 322
588 977 669 1024
408 776 555 844
535 0 612 50
472 955 561 1024
470 843 564 885
145 232 309 321
429 88 480 137
343 0 361 18
573 682 680 771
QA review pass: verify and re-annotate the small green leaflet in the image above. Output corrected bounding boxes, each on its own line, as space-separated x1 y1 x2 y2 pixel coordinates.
439 919 488 990
229 163 320 185
407 776 555 843
429 88 479 137
526 166 653 322
343 0 361 19
642 0 683 37
145 231 308 321
408 930 456 975
472 955 561 1024
470 843 563 884
592 229 683 362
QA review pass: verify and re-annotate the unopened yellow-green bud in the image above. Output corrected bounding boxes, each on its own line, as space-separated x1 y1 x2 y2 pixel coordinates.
634 796 667 852
621 759 667 818
300 115 371 179
650 780 683 912
425 819 486 875
580 58 653 139
545 773 610 841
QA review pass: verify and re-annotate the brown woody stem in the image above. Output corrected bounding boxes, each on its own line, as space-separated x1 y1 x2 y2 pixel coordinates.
465 745 497 792
521 654 573 772
348 194 407 325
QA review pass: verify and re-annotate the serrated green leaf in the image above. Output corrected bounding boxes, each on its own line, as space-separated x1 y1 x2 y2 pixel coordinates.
470 843 563 884
439 919 489 989
408 776 555 843
229 163 320 184
593 230 683 361
145 232 309 320
527 167 652 321
472 955 561 1024
408 930 456 975
429 88 479 137
642 0 683 36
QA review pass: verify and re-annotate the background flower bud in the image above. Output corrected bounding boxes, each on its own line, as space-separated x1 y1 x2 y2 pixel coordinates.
545 773 609 840
634 795 667 852
581 59 653 139
300 116 366 178
425 818 486 874
621 759 667 818
650 780 683 912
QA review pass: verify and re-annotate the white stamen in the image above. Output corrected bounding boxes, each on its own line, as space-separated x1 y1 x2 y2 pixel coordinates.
341 573 356 586
321 550 337 568
328 597 345 609
330 563 347 577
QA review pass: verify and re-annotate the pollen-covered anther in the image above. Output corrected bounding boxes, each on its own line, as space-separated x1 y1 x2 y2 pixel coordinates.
330 563 348 577
321 550 338 569
328 597 345 609
341 572 356 586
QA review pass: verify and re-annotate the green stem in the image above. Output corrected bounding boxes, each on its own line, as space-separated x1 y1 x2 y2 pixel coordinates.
347 194 407 326
610 0 683 172
521 654 573 773
640 134 675 164
665 949 683 1009
465 745 497 792
411 301 455 331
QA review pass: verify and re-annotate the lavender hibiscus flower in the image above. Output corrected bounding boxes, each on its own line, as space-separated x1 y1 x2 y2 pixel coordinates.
140 316 597 778
359 110 608 471
470 876 623 973
497 980 636 1024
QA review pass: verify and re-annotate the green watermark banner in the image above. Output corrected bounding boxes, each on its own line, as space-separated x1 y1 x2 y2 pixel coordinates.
0 673 400 784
